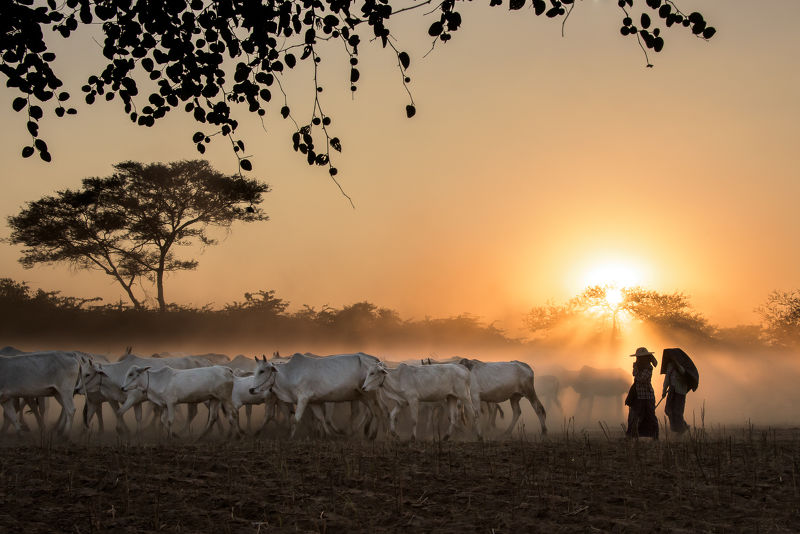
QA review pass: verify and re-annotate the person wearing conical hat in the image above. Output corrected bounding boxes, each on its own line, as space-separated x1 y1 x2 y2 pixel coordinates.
625 347 659 439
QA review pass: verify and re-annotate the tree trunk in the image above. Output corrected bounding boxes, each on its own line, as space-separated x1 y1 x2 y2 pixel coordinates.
156 252 167 312
125 285 144 310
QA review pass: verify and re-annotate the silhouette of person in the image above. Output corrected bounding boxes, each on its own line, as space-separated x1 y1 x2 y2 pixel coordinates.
625 347 659 439
662 360 691 433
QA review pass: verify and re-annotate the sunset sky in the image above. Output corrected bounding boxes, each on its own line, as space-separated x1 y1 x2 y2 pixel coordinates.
1 0 797 334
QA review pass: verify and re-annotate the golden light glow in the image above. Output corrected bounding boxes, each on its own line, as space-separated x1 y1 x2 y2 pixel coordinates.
580 260 646 290
605 287 624 309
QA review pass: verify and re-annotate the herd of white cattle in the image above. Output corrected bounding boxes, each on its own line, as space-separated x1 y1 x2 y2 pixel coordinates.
0 346 634 441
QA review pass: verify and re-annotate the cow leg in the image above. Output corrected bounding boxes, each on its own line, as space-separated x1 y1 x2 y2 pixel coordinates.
484 402 496 429
95 401 106 433
257 399 276 436
198 400 220 439
291 397 310 438
224 400 241 439
0 404 10 434
504 394 523 437
364 396 385 440
133 403 143 435
525 391 548 435
445 396 460 440
55 390 76 437
351 401 369 437
83 400 101 431
164 403 177 438
183 403 199 434
107 400 129 436
325 402 346 435
2 400 24 434
211 402 226 436
310 404 335 437
244 404 253 434
467 399 482 441
408 398 421 441
26 397 44 432
388 405 401 439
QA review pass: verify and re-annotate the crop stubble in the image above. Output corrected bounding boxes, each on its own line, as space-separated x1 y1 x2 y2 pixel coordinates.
0 428 799 533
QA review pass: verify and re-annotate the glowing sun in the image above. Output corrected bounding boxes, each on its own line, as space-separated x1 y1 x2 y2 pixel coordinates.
580 259 646 290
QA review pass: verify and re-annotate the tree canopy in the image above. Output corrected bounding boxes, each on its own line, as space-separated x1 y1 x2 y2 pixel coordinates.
3 0 714 176
524 285 714 339
6 160 269 311
757 290 800 347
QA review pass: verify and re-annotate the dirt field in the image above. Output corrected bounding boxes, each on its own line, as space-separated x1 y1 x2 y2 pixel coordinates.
1 428 799 533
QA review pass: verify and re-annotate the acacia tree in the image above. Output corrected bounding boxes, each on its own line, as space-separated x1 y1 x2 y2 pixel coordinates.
524 285 714 338
3 0 714 179
7 160 269 311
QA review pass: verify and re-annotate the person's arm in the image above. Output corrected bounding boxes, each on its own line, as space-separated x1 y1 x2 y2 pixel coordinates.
662 367 671 397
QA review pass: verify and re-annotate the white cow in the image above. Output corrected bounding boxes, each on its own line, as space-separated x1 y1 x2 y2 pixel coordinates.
0 351 83 435
250 352 382 438
559 365 629 422
121 365 240 439
458 358 548 436
361 362 477 441
224 354 258 374
231 372 274 434
85 350 215 434
1 346 47 432
153 351 231 365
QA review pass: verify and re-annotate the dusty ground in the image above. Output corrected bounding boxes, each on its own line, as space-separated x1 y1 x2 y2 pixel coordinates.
1 428 799 533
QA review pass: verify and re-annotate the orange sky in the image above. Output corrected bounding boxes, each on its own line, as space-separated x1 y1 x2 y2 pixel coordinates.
1 0 798 334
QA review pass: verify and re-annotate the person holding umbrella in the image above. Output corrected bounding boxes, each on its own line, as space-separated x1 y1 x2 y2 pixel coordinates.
660 348 700 434
625 347 659 439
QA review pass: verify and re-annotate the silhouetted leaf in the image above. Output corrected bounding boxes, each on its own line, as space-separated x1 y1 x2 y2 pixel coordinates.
640 13 651 29
509 0 524 10
406 105 416 118
280 106 290 119
692 20 706 35
702 27 716 39
428 21 443 37
12 98 26 112
21 146 34 158
398 52 410 70
240 159 252 171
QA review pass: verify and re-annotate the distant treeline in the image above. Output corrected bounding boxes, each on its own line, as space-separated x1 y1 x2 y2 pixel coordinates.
0 279 517 352
1 278 797 353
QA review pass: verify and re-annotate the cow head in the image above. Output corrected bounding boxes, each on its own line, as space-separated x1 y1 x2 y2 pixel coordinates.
76 358 109 394
122 365 151 392
249 355 278 394
361 362 388 392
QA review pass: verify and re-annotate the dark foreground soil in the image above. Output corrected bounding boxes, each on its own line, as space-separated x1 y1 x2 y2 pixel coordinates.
1 428 799 533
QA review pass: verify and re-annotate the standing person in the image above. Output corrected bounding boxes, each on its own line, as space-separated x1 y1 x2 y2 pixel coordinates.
662 359 691 434
625 347 659 439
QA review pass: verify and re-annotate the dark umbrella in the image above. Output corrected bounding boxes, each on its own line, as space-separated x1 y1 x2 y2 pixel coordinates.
660 348 699 392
